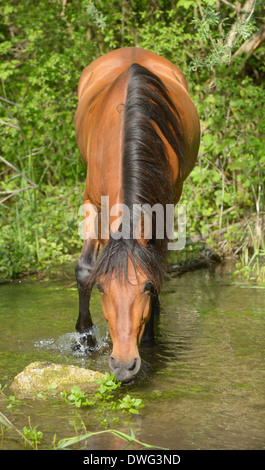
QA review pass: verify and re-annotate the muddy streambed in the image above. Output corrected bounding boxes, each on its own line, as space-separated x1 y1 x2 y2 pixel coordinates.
0 262 265 450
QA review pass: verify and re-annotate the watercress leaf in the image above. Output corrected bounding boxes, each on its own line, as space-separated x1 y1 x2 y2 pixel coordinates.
99 385 107 394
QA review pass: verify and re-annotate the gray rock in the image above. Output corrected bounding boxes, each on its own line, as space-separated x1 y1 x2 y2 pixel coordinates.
10 361 105 397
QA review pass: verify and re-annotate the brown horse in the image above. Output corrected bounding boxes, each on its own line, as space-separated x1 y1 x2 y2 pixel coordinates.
74 47 200 382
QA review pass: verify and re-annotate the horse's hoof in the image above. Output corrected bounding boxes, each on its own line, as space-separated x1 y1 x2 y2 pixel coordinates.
72 330 97 353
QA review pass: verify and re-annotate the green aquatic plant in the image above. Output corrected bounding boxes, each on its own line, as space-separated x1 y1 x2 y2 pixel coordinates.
62 372 145 416
66 385 95 408
22 418 43 450
119 395 145 415
95 371 121 399
5 393 24 410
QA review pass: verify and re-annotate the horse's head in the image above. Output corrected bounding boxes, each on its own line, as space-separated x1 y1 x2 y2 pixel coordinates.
96 257 155 382
92 236 163 382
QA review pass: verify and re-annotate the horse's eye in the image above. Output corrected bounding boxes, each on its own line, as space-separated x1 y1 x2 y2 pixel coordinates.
96 282 104 294
143 281 154 293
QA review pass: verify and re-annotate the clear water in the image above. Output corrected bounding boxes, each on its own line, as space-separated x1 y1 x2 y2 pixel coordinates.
0 262 265 450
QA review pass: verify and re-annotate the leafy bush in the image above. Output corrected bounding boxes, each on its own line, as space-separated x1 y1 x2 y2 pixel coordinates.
0 185 83 278
182 64 265 252
0 0 264 279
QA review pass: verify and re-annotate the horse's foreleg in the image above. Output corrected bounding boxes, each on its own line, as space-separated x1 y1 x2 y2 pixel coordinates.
75 238 97 347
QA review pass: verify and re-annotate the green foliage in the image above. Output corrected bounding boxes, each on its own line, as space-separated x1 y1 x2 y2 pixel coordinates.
95 372 121 397
0 0 264 280
5 393 23 410
0 0 98 183
119 394 145 414
234 225 265 284
181 62 265 255
67 385 95 408
188 4 257 71
62 372 145 418
22 423 43 449
0 185 82 278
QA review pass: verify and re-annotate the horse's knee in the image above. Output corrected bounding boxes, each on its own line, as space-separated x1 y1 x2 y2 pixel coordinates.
75 257 92 286
76 240 97 285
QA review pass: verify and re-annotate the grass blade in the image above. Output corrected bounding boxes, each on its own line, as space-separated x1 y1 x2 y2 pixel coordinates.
0 411 35 449
57 428 168 450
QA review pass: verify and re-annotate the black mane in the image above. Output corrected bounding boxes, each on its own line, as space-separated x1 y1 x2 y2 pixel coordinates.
123 63 186 211
88 63 186 291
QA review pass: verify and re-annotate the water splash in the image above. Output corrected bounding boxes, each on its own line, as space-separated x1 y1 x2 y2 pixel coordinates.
34 325 110 357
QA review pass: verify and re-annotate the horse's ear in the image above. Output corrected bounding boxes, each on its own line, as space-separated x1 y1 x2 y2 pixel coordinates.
134 212 151 246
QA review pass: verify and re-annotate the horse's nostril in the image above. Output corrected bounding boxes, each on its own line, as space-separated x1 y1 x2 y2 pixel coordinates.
128 358 138 371
109 356 118 369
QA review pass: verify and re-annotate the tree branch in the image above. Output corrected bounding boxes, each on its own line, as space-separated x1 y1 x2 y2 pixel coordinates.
0 119 20 130
0 155 37 188
232 24 265 58
226 0 256 48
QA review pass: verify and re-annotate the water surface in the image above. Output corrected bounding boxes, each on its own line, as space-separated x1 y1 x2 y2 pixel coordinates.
0 263 264 450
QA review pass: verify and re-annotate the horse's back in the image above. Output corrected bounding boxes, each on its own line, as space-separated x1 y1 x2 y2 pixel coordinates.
75 47 200 191
77 47 189 101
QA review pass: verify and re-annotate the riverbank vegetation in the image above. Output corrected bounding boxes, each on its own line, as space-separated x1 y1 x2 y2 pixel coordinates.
0 0 264 282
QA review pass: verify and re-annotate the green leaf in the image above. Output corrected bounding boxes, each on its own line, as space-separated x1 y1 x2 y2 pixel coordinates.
98 385 107 394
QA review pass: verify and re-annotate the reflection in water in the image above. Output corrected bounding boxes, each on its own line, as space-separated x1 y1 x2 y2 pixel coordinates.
0 264 265 449
135 268 265 450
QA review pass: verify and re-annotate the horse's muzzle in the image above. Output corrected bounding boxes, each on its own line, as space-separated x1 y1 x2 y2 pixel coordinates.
109 355 141 382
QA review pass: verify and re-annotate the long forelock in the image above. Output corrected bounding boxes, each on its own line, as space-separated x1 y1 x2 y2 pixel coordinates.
87 236 166 292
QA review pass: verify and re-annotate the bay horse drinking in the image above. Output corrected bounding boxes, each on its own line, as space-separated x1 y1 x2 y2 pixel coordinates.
74 48 200 382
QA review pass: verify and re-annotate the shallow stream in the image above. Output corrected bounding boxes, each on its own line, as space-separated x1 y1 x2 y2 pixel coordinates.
0 262 265 450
